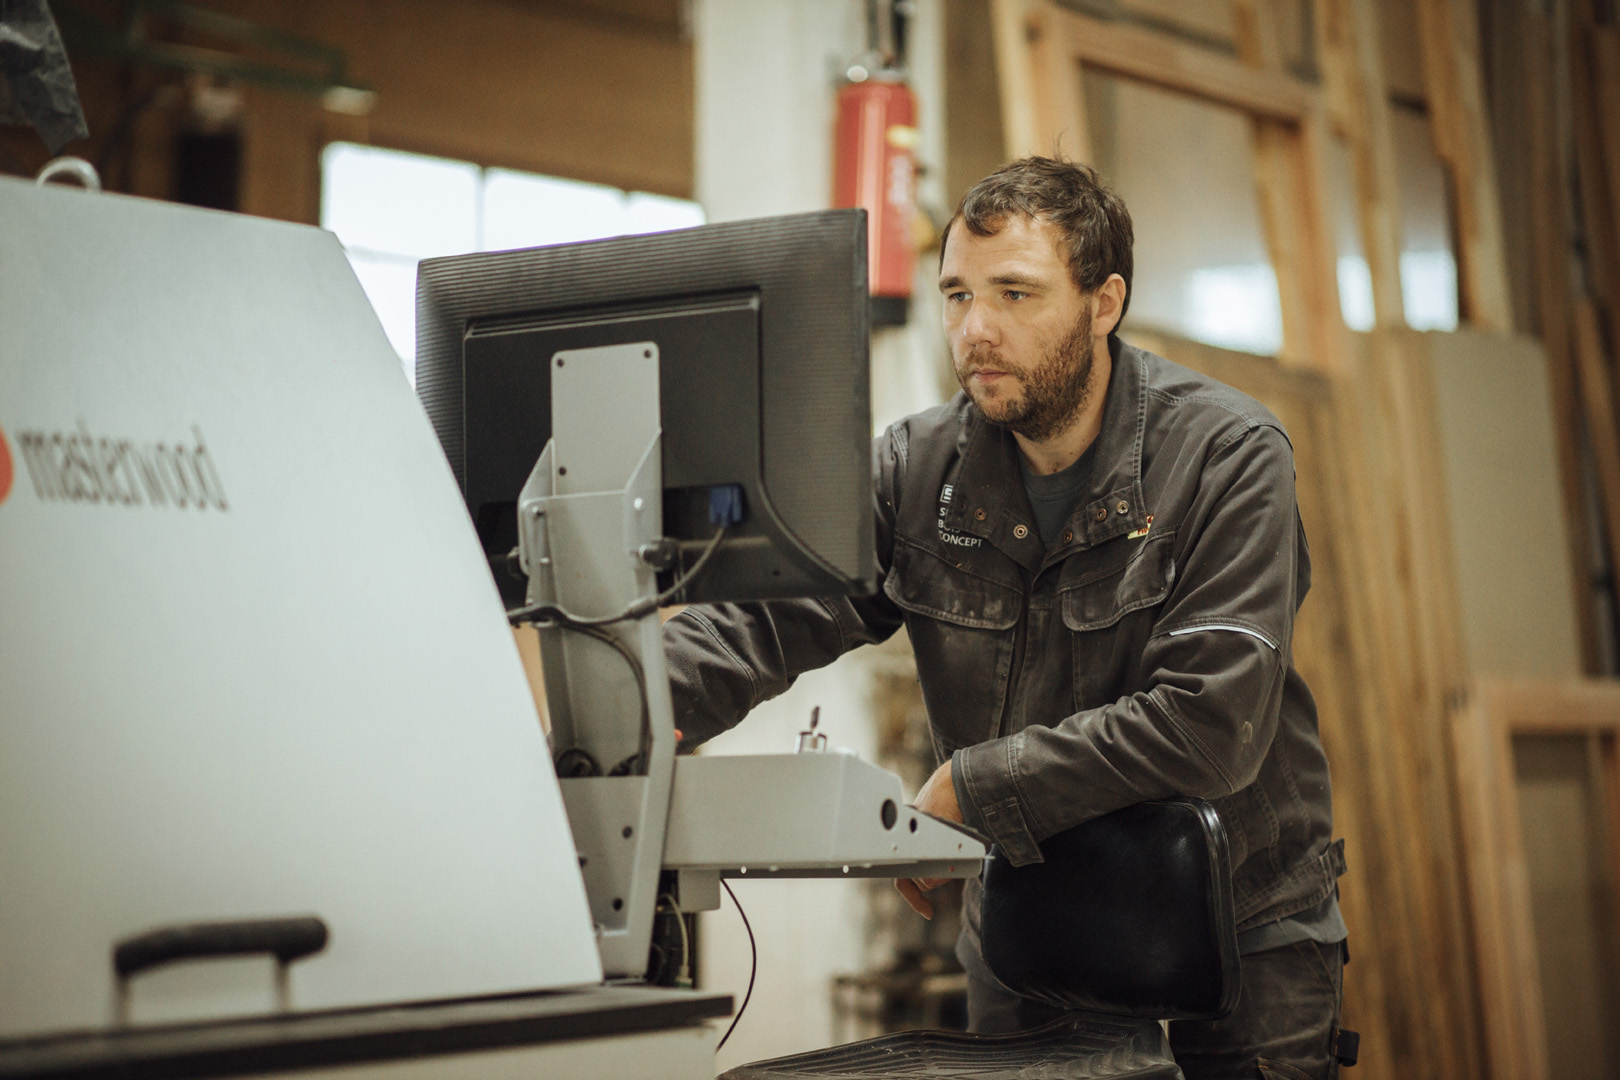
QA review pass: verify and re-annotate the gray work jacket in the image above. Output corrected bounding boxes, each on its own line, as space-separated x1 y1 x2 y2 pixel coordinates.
664 339 1344 936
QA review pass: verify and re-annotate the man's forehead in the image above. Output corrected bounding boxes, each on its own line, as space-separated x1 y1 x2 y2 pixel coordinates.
940 215 1068 280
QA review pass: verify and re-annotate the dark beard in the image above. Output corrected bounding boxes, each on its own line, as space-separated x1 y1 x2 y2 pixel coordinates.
960 307 1095 442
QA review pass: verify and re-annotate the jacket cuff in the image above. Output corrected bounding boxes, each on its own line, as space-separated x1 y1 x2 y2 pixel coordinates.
953 742 1044 866
949 750 987 836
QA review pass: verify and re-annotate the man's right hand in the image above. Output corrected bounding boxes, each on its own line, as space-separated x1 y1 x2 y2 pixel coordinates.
895 875 949 919
896 757 967 918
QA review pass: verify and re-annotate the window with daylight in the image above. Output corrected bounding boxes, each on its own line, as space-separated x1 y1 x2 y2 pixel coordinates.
319 142 706 379
1083 72 1286 356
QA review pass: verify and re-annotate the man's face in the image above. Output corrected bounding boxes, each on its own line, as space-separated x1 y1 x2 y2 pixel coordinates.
939 215 1097 442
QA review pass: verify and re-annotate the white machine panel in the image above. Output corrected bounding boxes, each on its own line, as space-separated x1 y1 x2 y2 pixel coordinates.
0 178 601 1039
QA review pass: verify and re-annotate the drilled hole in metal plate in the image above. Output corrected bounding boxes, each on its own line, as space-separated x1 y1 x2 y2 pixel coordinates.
612 897 623 911
622 826 634 839
909 818 918 833
557 358 565 367
558 466 568 475
881 799 897 830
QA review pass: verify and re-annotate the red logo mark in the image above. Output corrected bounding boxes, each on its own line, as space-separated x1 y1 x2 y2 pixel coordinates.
0 423 12 504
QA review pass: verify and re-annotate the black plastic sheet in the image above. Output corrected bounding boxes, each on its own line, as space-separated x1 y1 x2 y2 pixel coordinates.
0 0 88 154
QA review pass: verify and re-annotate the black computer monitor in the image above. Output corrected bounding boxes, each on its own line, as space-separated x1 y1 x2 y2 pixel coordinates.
415 209 876 608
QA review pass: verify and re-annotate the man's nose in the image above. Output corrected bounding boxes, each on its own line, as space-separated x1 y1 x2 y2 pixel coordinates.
959 301 997 347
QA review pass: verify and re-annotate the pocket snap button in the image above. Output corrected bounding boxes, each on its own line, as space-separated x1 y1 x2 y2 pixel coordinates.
1093 507 1107 522
1116 500 1130 514
1013 524 1029 539
974 508 987 521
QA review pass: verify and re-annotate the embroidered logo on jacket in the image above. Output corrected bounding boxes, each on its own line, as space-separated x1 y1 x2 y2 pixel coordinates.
937 482 982 547
1127 514 1154 540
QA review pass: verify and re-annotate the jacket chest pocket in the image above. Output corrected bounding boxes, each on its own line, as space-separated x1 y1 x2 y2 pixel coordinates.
884 536 1022 760
1060 531 1176 710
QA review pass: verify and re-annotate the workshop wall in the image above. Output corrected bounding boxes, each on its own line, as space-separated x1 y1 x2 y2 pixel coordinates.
0 0 694 220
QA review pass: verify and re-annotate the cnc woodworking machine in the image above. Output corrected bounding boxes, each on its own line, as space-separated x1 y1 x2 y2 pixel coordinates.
0 175 985 1079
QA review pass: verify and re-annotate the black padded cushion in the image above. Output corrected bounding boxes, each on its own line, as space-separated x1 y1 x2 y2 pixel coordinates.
720 1013 1182 1079
981 798 1240 1020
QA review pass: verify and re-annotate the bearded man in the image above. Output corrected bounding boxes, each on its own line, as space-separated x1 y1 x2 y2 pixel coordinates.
663 157 1349 1078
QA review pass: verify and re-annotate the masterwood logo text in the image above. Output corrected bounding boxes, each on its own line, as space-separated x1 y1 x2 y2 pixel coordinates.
12 420 229 511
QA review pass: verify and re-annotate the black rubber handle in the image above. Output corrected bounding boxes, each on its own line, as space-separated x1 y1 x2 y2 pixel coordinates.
113 916 329 978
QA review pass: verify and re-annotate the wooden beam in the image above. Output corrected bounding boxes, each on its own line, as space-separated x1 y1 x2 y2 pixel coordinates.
1323 332 1458 1079
1600 730 1620 987
1571 15 1620 384
1522 2 1602 674
1413 0 1515 331
991 0 1093 163
990 0 1042 160
1235 0 1313 368
1591 28 1620 266
1453 680 1553 1080
1378 328 1488 1080
1292 109 1352 377
1232 0 1286 71
1027 3 1092 163
1490 678 1620 734
1314 0 1405 328
1233 0 1345 375
1046 5 1315 123
1573 299 1620 588
1584 24 1620 393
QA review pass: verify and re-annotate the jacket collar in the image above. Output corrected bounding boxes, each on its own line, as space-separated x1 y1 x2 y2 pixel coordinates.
941 337 1150 569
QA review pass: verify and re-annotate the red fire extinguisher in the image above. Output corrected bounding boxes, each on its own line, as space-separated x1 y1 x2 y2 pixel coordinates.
834 75 918 327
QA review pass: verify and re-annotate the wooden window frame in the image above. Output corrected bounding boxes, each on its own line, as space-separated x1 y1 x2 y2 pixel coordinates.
1453 678 1620 1080
990 0 1344 373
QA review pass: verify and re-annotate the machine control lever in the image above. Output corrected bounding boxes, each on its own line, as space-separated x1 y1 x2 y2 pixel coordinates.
796 706 827 754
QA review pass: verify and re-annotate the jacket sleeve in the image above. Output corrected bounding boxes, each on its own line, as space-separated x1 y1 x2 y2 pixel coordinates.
662 427 909 748
953 423 1303 865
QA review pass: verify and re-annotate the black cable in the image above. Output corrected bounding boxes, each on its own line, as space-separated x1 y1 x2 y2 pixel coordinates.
506 524 727 628
715 879 756 1053
536 620 652 775
657 892 692 987
553 748 601 778
509 526 724 776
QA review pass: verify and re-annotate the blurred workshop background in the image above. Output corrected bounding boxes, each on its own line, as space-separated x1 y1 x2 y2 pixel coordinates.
5 1 1620 1076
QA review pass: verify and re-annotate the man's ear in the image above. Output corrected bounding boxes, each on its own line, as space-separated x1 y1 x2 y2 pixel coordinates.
1091 273 1127 338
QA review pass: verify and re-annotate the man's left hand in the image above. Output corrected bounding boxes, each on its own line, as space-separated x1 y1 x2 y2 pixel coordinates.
895 759 963 919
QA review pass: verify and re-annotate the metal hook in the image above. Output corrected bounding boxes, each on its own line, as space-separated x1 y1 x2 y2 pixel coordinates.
35 156 102 192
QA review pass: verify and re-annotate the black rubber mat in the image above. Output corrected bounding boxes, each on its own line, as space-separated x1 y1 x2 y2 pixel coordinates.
720 1014 1183 1079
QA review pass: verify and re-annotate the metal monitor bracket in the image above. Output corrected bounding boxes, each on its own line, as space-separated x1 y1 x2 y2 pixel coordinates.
515 341 991 982
516 341 674 979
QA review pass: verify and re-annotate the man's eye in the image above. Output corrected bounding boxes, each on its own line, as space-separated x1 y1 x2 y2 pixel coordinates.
1004 290 1028 301
945 291 969 303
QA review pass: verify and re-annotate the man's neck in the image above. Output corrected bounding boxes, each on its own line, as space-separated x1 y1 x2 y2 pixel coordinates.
1014 342 1112 476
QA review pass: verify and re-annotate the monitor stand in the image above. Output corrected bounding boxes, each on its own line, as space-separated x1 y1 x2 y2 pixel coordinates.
512 342 991 989
516 341 675 980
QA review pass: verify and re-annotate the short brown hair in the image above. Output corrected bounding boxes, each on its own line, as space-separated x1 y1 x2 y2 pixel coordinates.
943 156 1134 324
